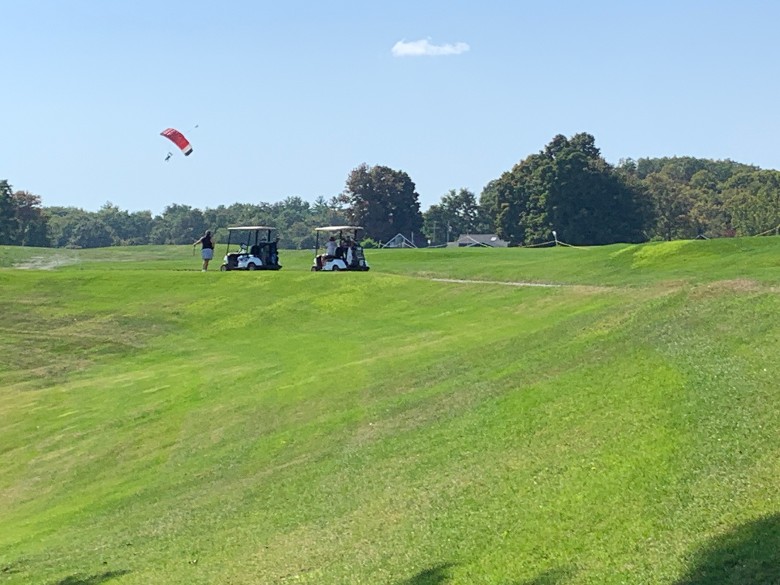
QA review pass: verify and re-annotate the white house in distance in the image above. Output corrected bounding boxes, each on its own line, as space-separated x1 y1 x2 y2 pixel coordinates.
449 234 509 248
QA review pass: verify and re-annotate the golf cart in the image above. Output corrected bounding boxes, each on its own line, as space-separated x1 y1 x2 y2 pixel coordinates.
220 226 282 271
311 226 370 272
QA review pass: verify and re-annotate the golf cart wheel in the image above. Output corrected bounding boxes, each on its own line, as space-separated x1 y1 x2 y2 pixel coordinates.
220 264 229 272
247 263 257 271
311 266 318 272
331 265 341 271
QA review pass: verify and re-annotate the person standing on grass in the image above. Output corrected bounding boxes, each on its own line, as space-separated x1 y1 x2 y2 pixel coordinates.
193 230 214 271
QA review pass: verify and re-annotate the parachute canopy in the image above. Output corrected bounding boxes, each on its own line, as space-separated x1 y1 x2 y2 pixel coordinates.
160 128 193 156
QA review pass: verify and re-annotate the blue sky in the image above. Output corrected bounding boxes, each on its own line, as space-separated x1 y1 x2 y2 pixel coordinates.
3 0 780 215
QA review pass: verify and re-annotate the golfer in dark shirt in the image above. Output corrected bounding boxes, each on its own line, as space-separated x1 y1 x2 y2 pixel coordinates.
193 230 214 271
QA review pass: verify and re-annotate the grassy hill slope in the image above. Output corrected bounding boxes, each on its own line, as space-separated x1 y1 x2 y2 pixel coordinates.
0 239 778 584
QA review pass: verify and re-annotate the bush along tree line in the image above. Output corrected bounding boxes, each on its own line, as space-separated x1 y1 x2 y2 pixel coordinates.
2 132 779 249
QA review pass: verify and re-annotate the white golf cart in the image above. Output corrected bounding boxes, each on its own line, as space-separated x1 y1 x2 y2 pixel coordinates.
220 226 282 271
311 226 370 272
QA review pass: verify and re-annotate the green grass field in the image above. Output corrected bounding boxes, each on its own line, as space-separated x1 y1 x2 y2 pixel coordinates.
1 239 778 584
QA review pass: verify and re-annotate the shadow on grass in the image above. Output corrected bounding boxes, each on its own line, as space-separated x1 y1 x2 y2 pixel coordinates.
674 513 780 585
397 563 456 584
509 566 575 584
52 569 131 585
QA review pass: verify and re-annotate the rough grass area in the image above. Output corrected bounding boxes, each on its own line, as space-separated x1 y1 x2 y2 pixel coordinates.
0 239 778 584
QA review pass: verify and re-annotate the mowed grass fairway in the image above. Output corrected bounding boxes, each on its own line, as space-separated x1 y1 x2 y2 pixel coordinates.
0 240 778 584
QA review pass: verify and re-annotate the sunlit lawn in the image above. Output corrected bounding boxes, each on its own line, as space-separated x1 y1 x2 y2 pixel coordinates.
0 239 778 584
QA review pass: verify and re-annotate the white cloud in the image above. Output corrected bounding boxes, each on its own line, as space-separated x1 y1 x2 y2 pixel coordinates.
391 38 470 57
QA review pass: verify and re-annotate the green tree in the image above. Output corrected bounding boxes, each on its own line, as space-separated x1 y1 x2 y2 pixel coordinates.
286 221 316 250
421 203 449 246
423 188 488 245
271 196 311 231
311 195 347 228
45 207 90 247
632 157 768 239
722 170 780 236
481 151 553 245
547 137 647 245
11 190 50 246
342 163 423 243
96 202 152 245
69 216 114 248
643 171 696 241
483 133 648 246
0 180 16 244
150 204 206 244
635 156 755 183
688 169 732 237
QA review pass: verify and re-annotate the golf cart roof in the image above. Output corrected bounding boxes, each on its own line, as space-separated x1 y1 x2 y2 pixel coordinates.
315 225 363 232
227 226 277 231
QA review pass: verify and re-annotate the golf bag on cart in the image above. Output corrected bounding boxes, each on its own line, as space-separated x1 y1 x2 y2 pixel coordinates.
353 244 368 269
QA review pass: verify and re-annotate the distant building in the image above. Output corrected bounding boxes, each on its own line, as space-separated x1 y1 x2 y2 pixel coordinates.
382 233 417 248
450 234 509 248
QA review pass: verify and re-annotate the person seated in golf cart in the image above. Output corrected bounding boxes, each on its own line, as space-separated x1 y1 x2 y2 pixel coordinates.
341 237 355 267
343 236 367 269
317 236 338 269
337 239 349 260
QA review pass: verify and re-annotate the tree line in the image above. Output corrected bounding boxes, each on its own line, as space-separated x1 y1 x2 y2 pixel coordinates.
2 132 779 249
480 133 780 246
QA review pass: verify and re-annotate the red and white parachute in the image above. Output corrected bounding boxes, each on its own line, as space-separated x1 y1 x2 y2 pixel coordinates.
160 128 193 156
